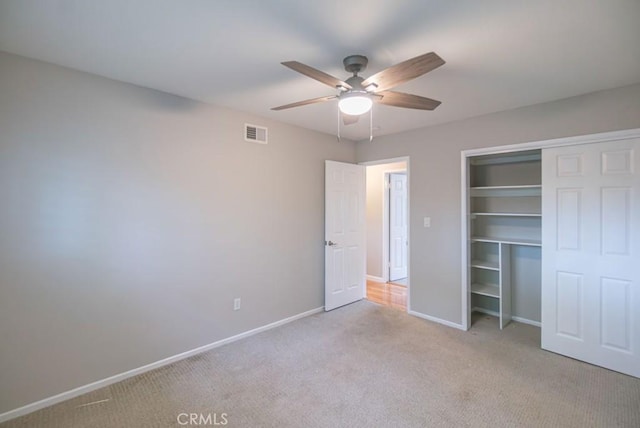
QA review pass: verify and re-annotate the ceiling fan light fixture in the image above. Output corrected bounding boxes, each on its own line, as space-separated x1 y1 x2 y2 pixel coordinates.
338 92 373 116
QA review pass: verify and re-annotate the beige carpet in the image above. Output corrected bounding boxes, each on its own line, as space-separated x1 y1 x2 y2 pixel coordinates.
3 301 639 427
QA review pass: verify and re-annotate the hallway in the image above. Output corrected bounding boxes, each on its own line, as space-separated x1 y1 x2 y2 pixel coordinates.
366 280 407 311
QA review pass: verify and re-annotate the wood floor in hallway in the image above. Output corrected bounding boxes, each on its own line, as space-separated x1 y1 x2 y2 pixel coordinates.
366 280 407 311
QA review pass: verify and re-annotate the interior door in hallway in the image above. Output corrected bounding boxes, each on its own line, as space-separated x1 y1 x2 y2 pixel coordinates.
389 173 408 281
325 161 366 311
541 138 639 377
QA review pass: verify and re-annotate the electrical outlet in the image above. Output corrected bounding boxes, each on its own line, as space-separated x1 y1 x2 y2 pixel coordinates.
424 216 431 228
233 298 241 311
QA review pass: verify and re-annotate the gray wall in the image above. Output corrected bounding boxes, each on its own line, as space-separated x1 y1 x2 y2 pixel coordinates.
357 83 640 325
365 161 406 279
0 52 356 413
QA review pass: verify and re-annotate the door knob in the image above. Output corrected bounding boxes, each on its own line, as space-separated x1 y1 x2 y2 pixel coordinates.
325 240 338 246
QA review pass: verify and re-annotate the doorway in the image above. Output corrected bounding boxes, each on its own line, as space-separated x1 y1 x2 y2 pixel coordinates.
388 172 408 283
362 158 409 311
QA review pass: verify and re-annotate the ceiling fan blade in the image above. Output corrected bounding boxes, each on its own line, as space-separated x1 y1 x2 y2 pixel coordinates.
376 91 441 110
342 114 359 126
362 52 445 92
281 61 352 90
271 95 337 111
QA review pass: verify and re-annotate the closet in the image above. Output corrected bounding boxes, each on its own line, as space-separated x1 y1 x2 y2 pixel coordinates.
462 130 639 378
467 150 542 329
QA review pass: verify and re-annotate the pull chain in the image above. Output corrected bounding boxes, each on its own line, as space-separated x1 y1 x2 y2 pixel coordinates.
337 106 341 142
369 104 373 142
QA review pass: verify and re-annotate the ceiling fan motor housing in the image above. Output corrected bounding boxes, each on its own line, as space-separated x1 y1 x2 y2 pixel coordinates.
343 55 368 75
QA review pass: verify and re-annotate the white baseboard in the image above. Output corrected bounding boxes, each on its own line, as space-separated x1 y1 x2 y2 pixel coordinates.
408 310 466 331
366 275 385 283
471 307 541 328
512 316 541 328
0 306 324 423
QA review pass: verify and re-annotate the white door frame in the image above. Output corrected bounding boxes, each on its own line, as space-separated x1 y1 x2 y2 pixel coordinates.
387 171 408 282
361 156 410 311
460 128 640 331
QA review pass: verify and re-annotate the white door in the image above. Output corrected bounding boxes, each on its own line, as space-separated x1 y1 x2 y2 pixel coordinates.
389 173 408 281
542 138 639 377
325 161 366 311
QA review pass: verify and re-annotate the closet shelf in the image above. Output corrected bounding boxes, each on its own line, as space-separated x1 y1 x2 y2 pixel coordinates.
469 151 541 166
471 185 541 190
471 283 500 298
470 185 541 197
472 212 541 217
471 236 542 247
471 260 499 270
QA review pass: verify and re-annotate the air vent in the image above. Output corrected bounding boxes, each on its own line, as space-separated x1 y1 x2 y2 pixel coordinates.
244 124 268 144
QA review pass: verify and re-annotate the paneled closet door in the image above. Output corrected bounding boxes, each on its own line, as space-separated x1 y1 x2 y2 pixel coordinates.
541 138 639 378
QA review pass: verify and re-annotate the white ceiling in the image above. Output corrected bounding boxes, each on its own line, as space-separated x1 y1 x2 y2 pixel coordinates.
1 0 639 141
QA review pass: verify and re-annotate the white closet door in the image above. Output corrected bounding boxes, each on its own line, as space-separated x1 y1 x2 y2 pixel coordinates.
542 138 639 377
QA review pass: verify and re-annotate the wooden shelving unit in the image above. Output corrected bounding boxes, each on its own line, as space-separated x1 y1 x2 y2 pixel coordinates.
468 150 542 329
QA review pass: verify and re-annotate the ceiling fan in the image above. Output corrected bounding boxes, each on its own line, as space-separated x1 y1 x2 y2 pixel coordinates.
272 52 445 125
